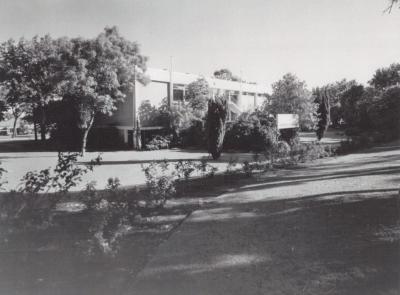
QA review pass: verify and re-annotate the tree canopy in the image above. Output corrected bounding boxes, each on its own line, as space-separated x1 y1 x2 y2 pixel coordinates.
369 63 400 90
185 78 210 114
213 69 241 82
58 26 148 152
0 39 34 137
0 26 148 151
266 73 316 130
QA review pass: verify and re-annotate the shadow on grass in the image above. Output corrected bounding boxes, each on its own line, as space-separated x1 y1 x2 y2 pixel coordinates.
131 191 400 295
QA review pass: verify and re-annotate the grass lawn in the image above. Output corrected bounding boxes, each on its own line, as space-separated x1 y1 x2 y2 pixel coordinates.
0 175 238 295
249 191 400 294
0 130 344 192
0 171 399 294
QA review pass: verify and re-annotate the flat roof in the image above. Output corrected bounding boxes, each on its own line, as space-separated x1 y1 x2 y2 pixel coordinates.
146 68 268 94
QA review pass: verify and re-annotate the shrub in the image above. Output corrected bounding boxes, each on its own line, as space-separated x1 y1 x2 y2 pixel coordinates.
279 128 299 145
106 177 121 190
179 120 206 148
85 181 97 196
175 160 197 181
224 111 274 152
141 161 176 206
89 198 133 256
195 159 218 178
290 142 334 163
274 140 291 159
18 152 101 193
19 168 52 193
0 163 7 190
145 135 171 150
261 124 279 168
241 160 259 177
225 157 239 175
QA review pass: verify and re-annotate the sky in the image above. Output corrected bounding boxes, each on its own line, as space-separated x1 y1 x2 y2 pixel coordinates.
0 0 399 91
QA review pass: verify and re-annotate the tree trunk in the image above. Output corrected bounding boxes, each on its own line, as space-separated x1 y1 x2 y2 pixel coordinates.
12 115 18 138
34 121 38 141
269 153 274 169
39 106 46 142
80 115 95 155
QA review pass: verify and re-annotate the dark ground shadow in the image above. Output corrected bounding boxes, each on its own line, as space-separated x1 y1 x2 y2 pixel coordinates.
129 191 400 295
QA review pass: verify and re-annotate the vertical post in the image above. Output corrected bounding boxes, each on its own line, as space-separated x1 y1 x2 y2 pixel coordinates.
228 91 232 121
168 56 173 107
132 66 141 150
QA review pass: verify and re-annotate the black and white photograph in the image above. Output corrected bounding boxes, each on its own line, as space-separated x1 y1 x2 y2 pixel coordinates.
0 0 399 294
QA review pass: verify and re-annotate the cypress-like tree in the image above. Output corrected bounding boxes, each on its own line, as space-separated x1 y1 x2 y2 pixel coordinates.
315 86 331 140
206 96 228 160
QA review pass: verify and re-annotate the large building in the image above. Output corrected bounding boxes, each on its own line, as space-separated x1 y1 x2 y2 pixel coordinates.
98 67 269 147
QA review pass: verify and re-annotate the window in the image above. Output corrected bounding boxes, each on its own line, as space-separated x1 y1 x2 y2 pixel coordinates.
230 91 239 105
173 84 185 101
173 89 184 101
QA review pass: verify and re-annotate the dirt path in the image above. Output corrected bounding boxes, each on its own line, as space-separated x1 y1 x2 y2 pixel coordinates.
125 141 400 295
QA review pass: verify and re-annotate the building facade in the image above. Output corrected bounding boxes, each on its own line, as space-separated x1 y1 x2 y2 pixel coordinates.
98 67 269 147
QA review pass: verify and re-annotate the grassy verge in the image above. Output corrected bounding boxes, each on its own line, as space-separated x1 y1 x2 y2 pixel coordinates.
0 171 258 295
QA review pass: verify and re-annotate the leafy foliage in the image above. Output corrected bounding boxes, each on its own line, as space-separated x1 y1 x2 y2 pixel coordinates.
213 68 241 82
368 86 400 138
369 63 400 90
207 96 228 159
141 161 176 206
106 178 121 190
58 26 148 153
185 78 210 114
18 152 101 193
224 110 275 151
290 142 335 163
138 100 159 127
0 162 7 190
0 39 34 137
144 135 171 150
265 73 316 130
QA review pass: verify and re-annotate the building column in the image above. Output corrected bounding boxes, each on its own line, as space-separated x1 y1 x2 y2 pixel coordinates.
132 79 142 150
123 129 128 144
167 82 173 107
228 91 232 121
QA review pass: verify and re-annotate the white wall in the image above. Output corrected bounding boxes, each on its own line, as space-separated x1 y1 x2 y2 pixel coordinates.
136 81 168 108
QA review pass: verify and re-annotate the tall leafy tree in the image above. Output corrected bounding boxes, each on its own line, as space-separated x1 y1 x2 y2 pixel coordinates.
340 85 380 132
267 73 316 130
0 87 9 122
314 86 331 140
0 36 64 140
324 79 357 128
369 63 400 90
59 27 148 153
368 86 400 138
207 96 228 160
26 35 63 141
0 39 33 137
